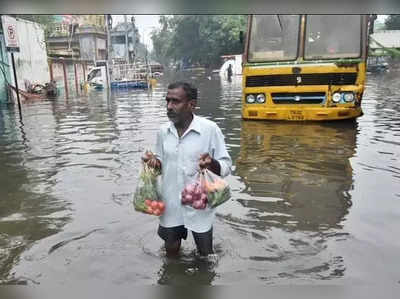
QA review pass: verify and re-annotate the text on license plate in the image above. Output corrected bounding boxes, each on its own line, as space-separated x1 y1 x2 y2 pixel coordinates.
289 110 304 120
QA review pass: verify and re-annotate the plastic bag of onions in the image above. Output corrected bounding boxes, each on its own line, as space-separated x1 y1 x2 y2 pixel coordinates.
180 173 208 210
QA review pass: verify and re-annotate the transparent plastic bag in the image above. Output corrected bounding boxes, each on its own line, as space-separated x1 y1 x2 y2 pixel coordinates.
181 169 231 209
181 171 208 209
133 162 165 216
202 169 231 208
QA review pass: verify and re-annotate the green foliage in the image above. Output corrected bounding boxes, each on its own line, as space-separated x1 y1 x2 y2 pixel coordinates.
384 15 400 30
150 15 247 68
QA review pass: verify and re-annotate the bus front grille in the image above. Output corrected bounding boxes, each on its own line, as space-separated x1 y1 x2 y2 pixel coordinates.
272 92 326 104
246 73 357 87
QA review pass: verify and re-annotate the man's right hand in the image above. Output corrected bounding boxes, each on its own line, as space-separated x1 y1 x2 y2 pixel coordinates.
142 150 161 170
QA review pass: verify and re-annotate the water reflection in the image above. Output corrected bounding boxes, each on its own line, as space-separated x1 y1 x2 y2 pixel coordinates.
235 120 357 231
0 102 72 283
157 256 216 286
208 120 360 283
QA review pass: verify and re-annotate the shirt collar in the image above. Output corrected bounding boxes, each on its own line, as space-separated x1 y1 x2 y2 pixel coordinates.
167 114 202 137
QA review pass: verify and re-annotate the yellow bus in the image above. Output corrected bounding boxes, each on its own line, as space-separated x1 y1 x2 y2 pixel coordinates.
242 15 370 121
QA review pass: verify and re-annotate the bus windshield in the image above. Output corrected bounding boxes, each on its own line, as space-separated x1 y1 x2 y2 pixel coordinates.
304 15 362 59
248 15 300 62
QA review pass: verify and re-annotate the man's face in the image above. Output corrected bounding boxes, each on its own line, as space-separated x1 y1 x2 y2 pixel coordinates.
165 87 195 125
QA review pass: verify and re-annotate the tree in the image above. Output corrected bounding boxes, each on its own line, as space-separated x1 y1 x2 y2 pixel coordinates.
150 16 175 66
150 15 247 68
384 15 400 30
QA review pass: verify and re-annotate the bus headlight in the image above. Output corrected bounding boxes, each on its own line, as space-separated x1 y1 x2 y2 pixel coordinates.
332 92 342 103
343 92 355 102
246 94 255 103
256 93 266 103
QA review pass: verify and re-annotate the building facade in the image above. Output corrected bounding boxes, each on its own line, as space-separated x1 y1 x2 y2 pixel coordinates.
0 16 50 102
46 15 107 65
110 20 139 64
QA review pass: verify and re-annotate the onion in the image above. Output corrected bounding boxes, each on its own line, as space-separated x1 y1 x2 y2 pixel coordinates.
191 193 199 202
185 194 193 203
192 200 204 209
194 186 202 196
200 193 207 202
185 184 195 193
181 196 188 204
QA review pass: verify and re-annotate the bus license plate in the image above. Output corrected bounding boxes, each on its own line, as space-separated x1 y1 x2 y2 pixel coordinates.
289 110 304 120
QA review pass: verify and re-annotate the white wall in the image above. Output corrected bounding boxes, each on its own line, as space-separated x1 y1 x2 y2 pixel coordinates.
112 43 127 59
8 17 50 91
79 35 96 62
370 30 400 49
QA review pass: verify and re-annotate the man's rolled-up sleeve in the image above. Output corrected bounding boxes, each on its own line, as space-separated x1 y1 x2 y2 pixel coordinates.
211 126 232 178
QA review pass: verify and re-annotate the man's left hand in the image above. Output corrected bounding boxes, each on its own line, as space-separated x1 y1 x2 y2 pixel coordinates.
199 153 221 176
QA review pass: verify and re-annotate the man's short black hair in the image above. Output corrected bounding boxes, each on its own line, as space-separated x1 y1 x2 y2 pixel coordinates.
167 81 198 101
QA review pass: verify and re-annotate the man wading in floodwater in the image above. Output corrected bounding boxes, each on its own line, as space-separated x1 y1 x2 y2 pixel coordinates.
227 64 233 80
143 81 232 257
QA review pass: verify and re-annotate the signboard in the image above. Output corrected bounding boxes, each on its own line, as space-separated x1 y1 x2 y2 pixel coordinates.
1 15 20 52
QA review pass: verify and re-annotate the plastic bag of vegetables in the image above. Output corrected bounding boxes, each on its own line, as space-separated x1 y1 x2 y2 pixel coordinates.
133 161 165 216
181 172 208 210
181 169 231 209
202 169 231 208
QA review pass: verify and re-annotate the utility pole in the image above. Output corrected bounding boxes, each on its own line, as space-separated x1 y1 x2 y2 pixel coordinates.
124 15 129 64
369 14 377 35
131 16 136 64
11 52 22 119
106 14 112 89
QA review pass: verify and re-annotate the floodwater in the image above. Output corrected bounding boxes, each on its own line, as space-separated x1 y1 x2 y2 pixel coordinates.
0 70 399 287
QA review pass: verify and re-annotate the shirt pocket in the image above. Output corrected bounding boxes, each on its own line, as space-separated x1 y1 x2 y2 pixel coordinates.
183 152 201 178
163 138 178 160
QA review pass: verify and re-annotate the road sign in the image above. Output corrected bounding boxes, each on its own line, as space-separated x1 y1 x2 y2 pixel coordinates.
1 15 20 52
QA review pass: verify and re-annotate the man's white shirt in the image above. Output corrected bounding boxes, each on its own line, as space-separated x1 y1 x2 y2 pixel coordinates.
154 114 232 233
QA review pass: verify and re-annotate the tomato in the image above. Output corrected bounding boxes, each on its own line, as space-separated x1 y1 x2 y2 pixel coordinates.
157 201 165 211
153 209 161 216
147 207 153 214
144 199 152 206
151 201 159 209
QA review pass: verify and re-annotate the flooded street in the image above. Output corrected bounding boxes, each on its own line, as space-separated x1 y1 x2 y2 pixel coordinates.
0 70 399 287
